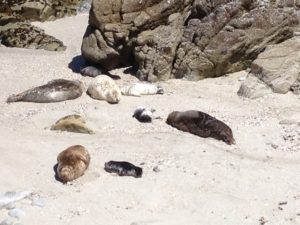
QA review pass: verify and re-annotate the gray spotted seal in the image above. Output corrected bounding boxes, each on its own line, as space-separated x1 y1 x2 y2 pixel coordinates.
56 145 90 183
7 79 84 103
166 110 235 145
104 161 143 178
80 66 121 80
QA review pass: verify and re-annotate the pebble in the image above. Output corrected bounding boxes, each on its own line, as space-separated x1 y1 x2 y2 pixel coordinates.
8 208 25 219
153 166 160 173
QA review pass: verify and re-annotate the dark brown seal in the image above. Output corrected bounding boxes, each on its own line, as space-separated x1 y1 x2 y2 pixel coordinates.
7 79 83 103
166 110 235 145
104 161 143 178
56 145 90 183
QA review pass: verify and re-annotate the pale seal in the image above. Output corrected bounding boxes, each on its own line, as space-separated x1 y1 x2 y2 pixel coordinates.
7 79 84 103
120 83 164 97
166 110 235 145
104 161 143 178
56 145 90 183
87 75 121 104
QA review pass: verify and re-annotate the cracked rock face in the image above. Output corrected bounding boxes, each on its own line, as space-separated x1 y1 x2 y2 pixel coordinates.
238 36 300 97
81 0 299 81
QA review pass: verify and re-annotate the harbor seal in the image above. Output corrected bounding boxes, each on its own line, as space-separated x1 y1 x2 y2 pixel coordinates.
104 161 143 178
87 75 121 104
120 83 164 97
56 145 90 183
51 114 94 134
7 79 84 103
80 66 120 80
132 106 160 123
166 110 235 145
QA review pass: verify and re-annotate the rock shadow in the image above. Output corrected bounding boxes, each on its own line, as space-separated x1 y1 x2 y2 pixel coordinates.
68 55 86 73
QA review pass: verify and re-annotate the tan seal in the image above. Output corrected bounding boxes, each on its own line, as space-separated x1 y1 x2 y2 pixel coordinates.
87 75 121 104
7 79 84 103
56 145 90 183
166 110 235 145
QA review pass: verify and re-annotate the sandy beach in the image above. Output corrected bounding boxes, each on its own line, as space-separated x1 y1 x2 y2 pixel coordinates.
0 14 300 225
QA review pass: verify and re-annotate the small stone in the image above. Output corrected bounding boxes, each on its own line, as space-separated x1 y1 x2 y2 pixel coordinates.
8 208 25 219
153 166 160 173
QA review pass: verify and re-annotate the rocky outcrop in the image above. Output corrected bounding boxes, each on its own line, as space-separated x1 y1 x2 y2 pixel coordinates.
0 22 66 51
238 37 300 97
0 0 84 24
0 0 88 51
81 0 299 81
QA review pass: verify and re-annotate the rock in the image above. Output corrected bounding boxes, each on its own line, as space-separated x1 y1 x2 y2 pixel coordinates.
153 166 160 173
0 22 66 51
81 0 299 81
0 0 83 24
250 37 300 94
51 115 94 134
237 74 272 99
87 75 121 104
8 208 25 219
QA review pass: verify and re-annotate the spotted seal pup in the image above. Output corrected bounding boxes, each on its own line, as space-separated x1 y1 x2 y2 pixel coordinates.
166 110 235 145
7 79 84 103
87 75 121 104
56 145 90 183
132 106 161 123
80 66 121 80
104 161 143 178
121 83 164 97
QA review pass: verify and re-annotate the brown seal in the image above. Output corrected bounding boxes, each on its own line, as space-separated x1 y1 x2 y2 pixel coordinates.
56 145 90 183
166 110 235 145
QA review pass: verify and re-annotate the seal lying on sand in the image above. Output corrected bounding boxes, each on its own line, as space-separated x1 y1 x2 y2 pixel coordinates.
80 66 121 80
166 110 235 145
56 145 90 183
104 161 143 178
132 106 162 123
121 83 164 97
7 79 84 103
51 114 94 134
87 75 121 104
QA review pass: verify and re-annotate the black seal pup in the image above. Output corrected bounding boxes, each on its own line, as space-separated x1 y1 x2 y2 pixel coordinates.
7 79 84 103
132 106 154 123
166 110 235 145
56 145 90 183
104 161 143 178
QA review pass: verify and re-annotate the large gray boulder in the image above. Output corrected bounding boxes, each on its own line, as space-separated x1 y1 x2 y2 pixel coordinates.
81 0 299 81
238 36 300 97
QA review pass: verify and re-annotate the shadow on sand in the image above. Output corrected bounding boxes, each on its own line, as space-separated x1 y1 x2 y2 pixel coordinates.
68 55 86 73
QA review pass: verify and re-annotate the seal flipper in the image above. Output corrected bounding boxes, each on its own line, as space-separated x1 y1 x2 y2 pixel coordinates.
7 94 22 103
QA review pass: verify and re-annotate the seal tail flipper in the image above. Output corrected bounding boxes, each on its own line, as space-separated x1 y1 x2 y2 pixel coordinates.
6 94 22 103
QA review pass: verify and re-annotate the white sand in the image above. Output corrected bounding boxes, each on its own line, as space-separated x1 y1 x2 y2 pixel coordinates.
0 14 299 225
